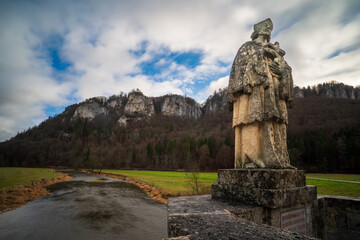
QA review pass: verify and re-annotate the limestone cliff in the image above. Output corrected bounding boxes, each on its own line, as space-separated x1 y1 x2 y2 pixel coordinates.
124 91 154 117
72 98 108 121
70 82 359 125
202 88 228 115
160 95 202 119
294 82 360 99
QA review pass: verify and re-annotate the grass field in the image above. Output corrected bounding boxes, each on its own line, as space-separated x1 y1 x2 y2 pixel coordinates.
306 174 360 198
0 167 62 191
103 170 217 195
103 170 360 198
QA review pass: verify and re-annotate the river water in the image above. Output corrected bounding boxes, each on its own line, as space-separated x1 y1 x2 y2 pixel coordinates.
0 171 168 240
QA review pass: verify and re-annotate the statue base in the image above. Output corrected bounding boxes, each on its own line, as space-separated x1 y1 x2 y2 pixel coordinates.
212 169 316 208
211 169 317 235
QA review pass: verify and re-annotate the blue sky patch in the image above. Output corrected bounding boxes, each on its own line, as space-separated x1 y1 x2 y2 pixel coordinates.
138 48 203 76
327 42 360 59
45 105 66 118
50 48 71 71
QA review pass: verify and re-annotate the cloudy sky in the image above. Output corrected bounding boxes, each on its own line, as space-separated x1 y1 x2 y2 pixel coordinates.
0 0 360 141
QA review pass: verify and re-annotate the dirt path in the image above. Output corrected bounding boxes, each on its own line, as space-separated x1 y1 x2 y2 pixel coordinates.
85 171 170 204
0 171 72 213
306 177 360 184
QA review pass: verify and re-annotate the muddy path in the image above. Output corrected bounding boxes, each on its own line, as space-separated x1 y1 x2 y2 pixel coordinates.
0 170 167 240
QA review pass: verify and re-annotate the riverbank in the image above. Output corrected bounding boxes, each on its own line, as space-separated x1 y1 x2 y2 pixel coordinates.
87 171 170 204
0 171 72 212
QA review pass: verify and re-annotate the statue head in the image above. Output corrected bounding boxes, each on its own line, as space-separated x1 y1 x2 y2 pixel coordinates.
251 18 273 41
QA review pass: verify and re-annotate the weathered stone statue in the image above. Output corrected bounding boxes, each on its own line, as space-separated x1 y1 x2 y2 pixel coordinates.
228 18 294 169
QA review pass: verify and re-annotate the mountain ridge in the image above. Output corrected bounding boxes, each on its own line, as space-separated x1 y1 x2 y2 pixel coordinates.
0 82 359 173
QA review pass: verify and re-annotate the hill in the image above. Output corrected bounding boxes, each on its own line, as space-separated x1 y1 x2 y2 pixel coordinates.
0 82 359 173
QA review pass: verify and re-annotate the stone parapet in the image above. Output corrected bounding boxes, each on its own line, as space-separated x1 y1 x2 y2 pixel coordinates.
167 195 316 240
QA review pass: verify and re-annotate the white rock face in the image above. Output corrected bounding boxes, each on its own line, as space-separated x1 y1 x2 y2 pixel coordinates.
124 92 155 116
93 96 108 104
72 102 108 120
202 89 228 114
117 115 143 127
118 116 128 127
108 99 122 108
161 95 202 119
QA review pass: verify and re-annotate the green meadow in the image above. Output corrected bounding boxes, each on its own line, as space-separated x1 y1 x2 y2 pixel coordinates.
306 173 360 198
103 170 218 196
0 167 62 191
104 170 360 198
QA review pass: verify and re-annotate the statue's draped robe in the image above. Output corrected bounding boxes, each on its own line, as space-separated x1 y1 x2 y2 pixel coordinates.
228 41 294 168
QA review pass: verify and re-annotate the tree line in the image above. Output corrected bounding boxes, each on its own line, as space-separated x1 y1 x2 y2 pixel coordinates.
0 97 359 173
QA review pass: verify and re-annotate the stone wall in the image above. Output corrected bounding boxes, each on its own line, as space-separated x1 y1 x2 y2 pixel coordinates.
312 195 360 240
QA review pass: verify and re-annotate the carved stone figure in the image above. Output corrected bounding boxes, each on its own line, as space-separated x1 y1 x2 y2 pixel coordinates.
228 18 294 169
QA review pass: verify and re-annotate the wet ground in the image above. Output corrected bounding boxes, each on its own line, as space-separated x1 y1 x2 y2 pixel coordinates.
0 171 167 240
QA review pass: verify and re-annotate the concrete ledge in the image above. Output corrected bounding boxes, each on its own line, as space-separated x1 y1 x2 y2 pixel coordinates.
218 169 306 189
167 195 316 240
212 184 317 208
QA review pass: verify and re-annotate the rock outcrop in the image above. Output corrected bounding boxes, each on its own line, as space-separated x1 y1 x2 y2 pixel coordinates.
298 82 360 99
70 82 359 126
124 91 155 117
202 88 228 114
72 101 108 120
161 95 202 119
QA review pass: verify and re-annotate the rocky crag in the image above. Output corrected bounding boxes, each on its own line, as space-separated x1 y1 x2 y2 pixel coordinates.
70 82 359 126
70 90 203 127
294 81 360 99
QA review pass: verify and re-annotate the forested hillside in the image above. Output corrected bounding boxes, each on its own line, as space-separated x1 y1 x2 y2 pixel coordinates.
1 83 359 173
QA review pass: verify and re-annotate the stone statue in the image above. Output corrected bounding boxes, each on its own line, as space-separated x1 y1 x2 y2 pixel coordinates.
228 18 294 169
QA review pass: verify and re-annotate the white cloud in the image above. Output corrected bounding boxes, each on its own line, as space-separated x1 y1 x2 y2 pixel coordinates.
197 76 229 103
0 0 359 141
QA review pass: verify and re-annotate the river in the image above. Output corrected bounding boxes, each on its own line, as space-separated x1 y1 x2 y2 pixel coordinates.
0 171 168 240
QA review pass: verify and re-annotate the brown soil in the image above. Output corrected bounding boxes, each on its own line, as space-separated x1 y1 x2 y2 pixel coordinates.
85 171 169 204
0 172 72 213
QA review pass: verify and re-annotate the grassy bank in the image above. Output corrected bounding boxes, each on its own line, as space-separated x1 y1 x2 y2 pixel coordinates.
103 170 360 198
306 173 360 198
103 170 217 196
0 167 63 191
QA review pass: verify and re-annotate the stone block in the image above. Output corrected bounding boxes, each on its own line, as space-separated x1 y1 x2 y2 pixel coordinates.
325 227 359 240
325 210 348 229
217 169 306 189
323 196 360 213
348 212 360 232
212 184 317 208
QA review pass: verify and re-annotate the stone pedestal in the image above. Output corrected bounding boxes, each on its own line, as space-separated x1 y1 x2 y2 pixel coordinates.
212 169 317 236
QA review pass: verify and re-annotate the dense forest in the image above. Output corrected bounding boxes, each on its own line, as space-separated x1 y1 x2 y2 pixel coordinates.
0 86 360 173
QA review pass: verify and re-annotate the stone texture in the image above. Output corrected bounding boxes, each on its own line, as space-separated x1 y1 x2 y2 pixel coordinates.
212 184 317 209
311 195 360 239
202 88 228 114
228 18 294 169
72 102 108 120
217 169 306 189
108 98 122 108
124 91 155 117
325 227 359 240
161 95 202 119
168 195 316 240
